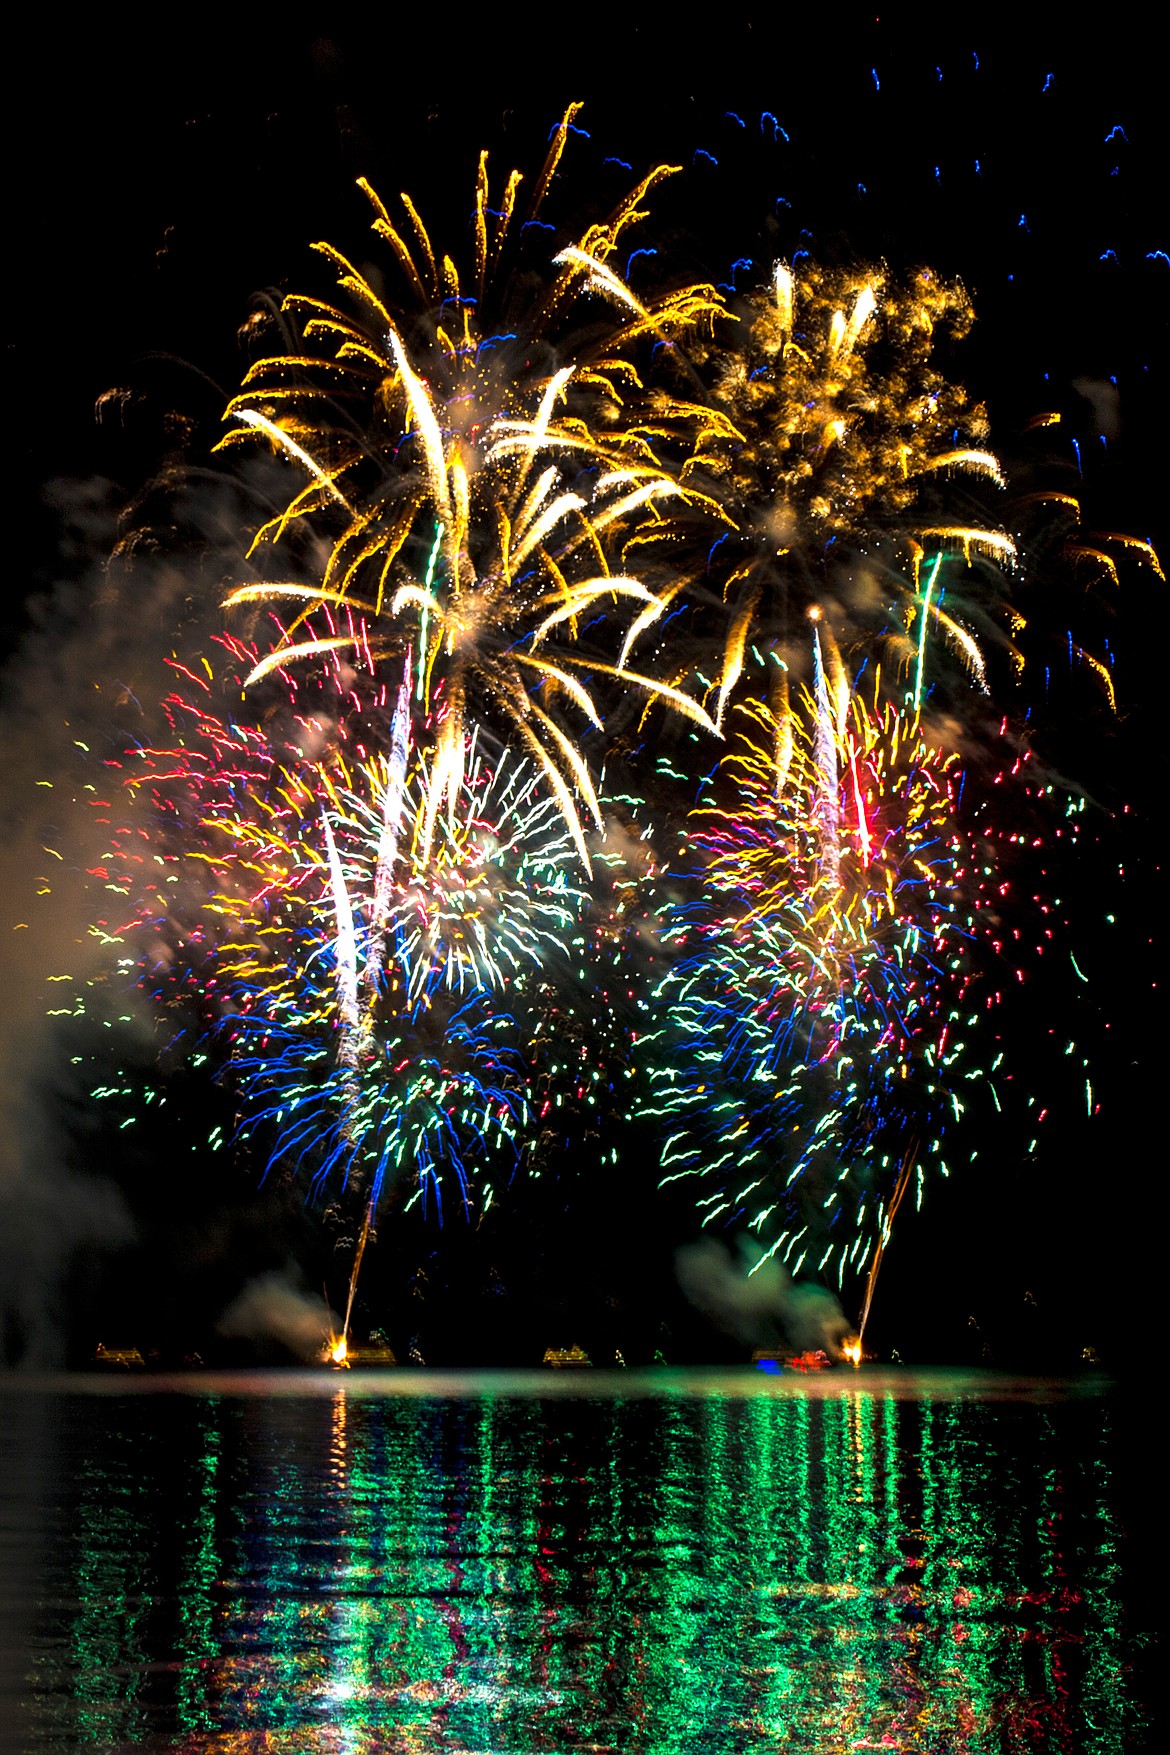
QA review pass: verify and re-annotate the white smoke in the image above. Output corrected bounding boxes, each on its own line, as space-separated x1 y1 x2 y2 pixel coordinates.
217 1270 339 1361
0 476 235 1364
677 1234 853 1354
1071 375 1121 442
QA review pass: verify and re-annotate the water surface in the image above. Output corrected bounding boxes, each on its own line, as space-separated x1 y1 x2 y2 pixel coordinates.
0 1368 1151 1751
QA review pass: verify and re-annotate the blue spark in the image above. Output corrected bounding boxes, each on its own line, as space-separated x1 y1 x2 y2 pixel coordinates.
625 247 658 280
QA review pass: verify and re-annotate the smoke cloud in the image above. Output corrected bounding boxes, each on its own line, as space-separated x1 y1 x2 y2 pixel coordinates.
217 1271 339 1362
1071 375 1121 442
0 473 234 1364
677 1234 853 1354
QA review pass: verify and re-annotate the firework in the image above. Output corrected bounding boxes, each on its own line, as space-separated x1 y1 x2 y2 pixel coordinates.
638 652 979 1291
1002 408 1164 716
219 104 726 870
64 105 1155 1360
94 633 587 1249
610 260 1022 730
336 724 587 1010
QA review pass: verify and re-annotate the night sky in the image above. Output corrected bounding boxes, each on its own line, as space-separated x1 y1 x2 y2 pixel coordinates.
3 19 1164 1370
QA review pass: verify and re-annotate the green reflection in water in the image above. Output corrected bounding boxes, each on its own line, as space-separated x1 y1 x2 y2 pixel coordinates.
34 1386 1143 1752
175 1397 222 1735
65 1426 155 1749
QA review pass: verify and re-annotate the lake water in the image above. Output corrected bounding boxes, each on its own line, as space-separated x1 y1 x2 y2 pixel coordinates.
0 1368 1153 1752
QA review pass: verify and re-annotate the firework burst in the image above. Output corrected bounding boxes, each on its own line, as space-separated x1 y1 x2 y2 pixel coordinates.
94 634 586 1240
639 652 981 1290
606 260 1023 730
219 105 726 870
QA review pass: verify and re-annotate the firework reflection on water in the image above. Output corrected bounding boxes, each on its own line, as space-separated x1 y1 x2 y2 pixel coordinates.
0 1371 1146 1753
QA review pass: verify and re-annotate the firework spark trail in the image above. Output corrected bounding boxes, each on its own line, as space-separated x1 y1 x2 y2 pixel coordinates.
321 811 359 1067
363 650 412 996
811 627 842 889
857 1141 917 1349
